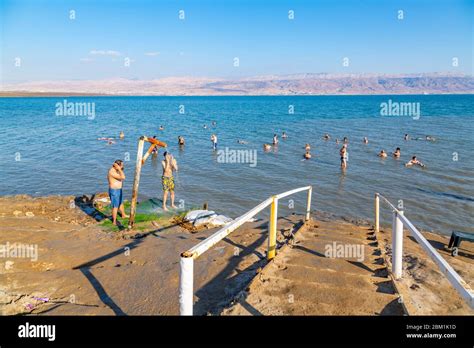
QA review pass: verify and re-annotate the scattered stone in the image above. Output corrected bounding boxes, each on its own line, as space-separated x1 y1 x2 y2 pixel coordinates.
13 210 23 217
25 212 35 218
5 261 14 270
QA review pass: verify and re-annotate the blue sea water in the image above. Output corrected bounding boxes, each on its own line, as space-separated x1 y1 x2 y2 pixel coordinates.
0 95 473 235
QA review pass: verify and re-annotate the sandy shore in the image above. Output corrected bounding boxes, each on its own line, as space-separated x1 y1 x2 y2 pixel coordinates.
0 195 472 315
0 194 302 315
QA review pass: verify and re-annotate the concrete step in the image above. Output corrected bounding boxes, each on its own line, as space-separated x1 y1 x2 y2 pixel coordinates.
231 278 402 315
278 247 387 278
222 219 403 316
269 264 395 294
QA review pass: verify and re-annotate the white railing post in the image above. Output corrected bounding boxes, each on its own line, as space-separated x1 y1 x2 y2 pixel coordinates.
268 196 279 260
392 209 404 279
374 193 380 233
305 186 312 221
179 256 194 315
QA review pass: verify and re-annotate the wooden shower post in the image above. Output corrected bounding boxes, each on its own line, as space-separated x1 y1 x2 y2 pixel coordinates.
128 137 145 228
128 136 167 229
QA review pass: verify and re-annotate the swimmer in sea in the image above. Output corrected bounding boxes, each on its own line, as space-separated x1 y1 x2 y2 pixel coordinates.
426 135 436 142
152 136 158 154
323 133 330 140
378 150 387 158
263 144 272 151
393 147 401 158
282 131 288 139
335 138 340 144
211 134 218 150
305 143 311 151
273 134 279 145
404 134 409 141
159 125 164 131
203 124 208 129
405 156 425 167
304 151 312 160
119 131 125 139
343 137 349 144
340 144 348 168
237 140 248 145
178 136 185 146
212 121 217 126
363 137 368 144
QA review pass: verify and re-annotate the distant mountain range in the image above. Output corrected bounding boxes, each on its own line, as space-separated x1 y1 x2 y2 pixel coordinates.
1 73 473 96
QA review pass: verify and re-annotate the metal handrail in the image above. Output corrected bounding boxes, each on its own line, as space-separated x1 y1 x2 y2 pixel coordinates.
374 192 474 309
179 186 312 315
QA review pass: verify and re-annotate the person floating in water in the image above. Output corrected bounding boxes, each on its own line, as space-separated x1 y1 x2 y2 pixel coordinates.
161 151 178 211
237 139 248 145
335 138 340 144
340 144 348 168
378 150 388 158
212 121 217 126
159 125 164 131
273 134 279 145
211 134 218 150
393 147 401 158
178 136 185 146
203 124 207 129
405 156 425 167
304 150 312 160
343 137 349 144
323 133 330 140
107 160 128 225
119 131 125 139
282 131 288 139
305 143 311 151
404 134 409 141
263 143 271 151
425 135 436 142
363 137 368 144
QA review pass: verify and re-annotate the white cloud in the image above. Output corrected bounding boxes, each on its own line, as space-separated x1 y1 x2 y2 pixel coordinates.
89 50 121 56
145 52 160 56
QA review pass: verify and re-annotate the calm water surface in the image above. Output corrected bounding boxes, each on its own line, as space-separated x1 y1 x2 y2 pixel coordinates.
0 95 473 235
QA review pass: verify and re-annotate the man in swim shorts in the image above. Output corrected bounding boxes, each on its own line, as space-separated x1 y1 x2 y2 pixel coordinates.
107 160 128 225
162 151 178 211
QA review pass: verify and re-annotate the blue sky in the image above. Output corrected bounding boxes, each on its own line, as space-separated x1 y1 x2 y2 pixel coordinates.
1 0 472 82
